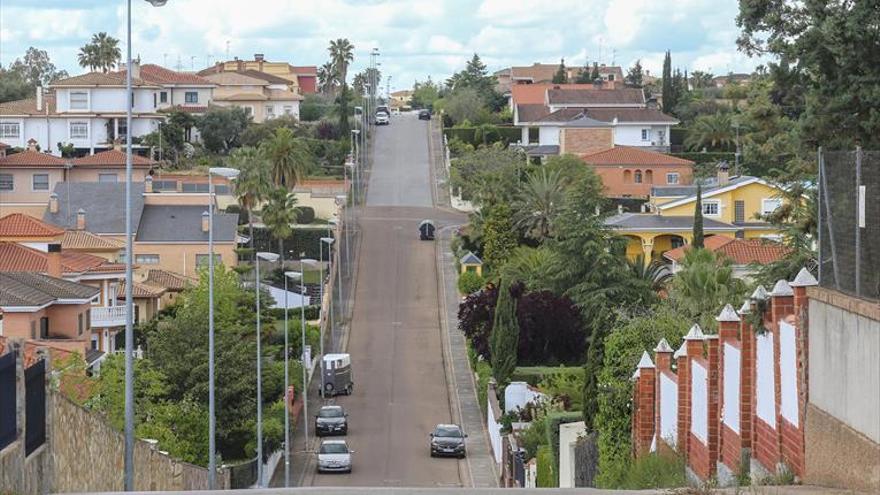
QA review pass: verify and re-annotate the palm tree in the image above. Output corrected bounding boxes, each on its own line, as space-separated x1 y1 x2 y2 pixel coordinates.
627 255 672 292
78 32 121 73
318 62 337 94
512 169 565 241
352 71 367 96
259 127 311 189
669 248 747 330
328 38 355 85
260 187 299 262
228 147 272 248
685 112 735 151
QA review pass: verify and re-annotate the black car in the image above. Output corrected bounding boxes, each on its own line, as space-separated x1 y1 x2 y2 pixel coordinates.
316 405 348 436
418 109 431 120
429 424 467 458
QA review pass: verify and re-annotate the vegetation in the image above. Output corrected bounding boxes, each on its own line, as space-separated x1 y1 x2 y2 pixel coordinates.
489 279 521 385
1 47 68 103
457 270 485 295
77 32 121 72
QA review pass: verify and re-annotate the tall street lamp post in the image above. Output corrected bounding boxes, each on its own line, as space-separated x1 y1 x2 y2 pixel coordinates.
318 237 335 395
288 258 319 453
254 251 279 487
281 270 303 487
350 129 361 204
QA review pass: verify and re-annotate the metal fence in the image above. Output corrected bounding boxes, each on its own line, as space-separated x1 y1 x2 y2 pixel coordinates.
24 357 46 456
0 351 15 450
227 457 258 489
818 148 880 300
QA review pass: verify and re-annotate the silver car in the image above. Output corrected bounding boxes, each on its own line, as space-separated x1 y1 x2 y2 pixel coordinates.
317 439 352 473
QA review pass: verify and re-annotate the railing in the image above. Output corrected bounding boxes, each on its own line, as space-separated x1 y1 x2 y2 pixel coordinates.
90 306 126 328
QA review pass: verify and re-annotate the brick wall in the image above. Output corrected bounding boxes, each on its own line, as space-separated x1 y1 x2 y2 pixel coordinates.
559 128 613 155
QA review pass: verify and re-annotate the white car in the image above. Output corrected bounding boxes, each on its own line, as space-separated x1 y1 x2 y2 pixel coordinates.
317 439 353 473
375 112 390 125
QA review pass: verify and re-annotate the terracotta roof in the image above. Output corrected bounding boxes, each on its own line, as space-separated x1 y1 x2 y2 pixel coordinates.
511 83 599 105
0 242 124 274
0 214 64 238
217 92 269 101
121 64 214 86
547 88 645 106
290 66 318 76
145 268 195 291
61 230 123 250
201 71 268 86
235 69 293 85
663 236 791 265
118 281 166 298
52 72 157 88
510 63 623 83
581 146 694 166
72 149 154 168
0 150 67 168
158 105 209 114
516 104 551 123
0 94 57 116
0 271 100 307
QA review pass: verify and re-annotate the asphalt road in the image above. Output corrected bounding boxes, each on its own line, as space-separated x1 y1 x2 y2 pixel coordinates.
302 112 467 487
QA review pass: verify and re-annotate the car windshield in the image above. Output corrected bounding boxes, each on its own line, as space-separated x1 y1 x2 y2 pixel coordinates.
320 443 349 454
319 407 344 418
434 426 462 438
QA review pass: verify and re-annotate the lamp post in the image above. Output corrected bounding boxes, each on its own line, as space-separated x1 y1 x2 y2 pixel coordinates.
205 167 239 488
288 258 319 454
280 269 303 487
335 195 351 277
124 1 167 491
327 219 339 352
254 251 279 487
318 237 335 394
350 129 361 204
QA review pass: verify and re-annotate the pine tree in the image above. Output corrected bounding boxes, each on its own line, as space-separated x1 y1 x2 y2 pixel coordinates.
552 58 568 84
575 65 591 83
590 62 600 81
661 50 672 112
490 278 520 385
693 183 704 249
625 59 644 87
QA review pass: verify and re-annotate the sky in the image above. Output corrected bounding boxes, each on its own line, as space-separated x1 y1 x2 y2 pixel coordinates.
0 0 769 92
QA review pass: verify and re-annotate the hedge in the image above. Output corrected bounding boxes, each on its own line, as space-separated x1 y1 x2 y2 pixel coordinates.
475 358 493 418
248 226 335 260
545 411 585 486
536 445 555 487
670 151 736 164
444 126 523 147
511 366 584 387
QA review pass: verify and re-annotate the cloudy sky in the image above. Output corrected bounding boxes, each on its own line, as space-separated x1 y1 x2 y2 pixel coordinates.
1 0 767 91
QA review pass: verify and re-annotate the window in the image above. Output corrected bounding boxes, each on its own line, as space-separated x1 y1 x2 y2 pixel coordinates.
241 106 254 116
31 321 36 339
196 254 222 266
283 105 293 115
265 105 275 118
666 172 680 185
185 91 199 103
634 170 643 184
0 174 13 191
69 91 89 110
761 198 782 215
32 174 49 191
0 122 20 139
40 317 49 338
641 129 650 141
160 91 168 103
135 254 160 264
69 121 89 140
702 200 720 216
117 119 128 139
153 179 177 191
608 74 615 81
734 200 745 223
645 170 653 184
182 183 210 193
78 313 84 336
671 237 685 249
99 173 118 183
623 170 632 183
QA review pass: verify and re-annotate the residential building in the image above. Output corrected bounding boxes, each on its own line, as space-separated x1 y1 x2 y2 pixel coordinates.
712 73 752 88
580 146 694 198
389 90 413 110
662 234 790 280
495 62 623 94
119 63 215 114
200 54 318 94
606 212 740 261
201 70 303 122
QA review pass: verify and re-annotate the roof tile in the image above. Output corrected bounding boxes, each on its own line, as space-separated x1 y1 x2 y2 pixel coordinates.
0 214 64 238
0 242 123 274
72 149 154 167
0 150 67 167
581 146 694 166
61 230 123 250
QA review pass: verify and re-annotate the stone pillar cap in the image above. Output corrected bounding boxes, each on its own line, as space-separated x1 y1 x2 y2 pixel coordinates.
673 343 687 359
716 303 741 322
684 323 705 340
654 338 673 353
637 350 655 368
739 300 752 314
790 267 818 287
771 279 794 297
751 285 769 300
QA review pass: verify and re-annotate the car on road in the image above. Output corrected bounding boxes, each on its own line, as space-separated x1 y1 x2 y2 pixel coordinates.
322 353 353 397
418 109 431 120
375 112 390 125
429 424 467 458
419 219 435 240
317 439 353 473
315 405 348 436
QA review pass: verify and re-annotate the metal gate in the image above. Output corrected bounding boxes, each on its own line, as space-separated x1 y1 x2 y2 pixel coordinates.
0 352 16 450
25 358 46 455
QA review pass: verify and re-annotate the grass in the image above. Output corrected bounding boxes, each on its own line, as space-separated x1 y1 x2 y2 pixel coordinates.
617 452 688 489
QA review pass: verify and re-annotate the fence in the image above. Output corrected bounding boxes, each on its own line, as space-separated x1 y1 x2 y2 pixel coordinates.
631 267 817 485
24 359 46 456
227 457 257 489
818 148 879 300
0 352 15 450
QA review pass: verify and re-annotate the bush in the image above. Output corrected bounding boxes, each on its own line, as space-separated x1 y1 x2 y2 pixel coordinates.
512 366 584 386
519 415 548 460
457 270 484 295
618 453 687 489
250 226 333 260
443 126 523 147
536 445 555 487
474 358 493 418
295 206 316 224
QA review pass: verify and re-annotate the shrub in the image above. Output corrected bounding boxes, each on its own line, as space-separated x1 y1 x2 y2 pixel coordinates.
474 358 493 418
295 206 316 224
512 366 583 386
519 414 547 460
457 270 484 295
536 445 555 487
618 453 687 489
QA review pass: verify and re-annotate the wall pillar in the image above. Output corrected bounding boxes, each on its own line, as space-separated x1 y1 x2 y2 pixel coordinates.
675 343 689 454
770 280 795 475
635 352 656 457
706 335 720 476
641 239 654 266
717 304 743 483
654 339 674 451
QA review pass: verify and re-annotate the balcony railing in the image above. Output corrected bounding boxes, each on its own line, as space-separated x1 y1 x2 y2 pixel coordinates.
90 306 126 328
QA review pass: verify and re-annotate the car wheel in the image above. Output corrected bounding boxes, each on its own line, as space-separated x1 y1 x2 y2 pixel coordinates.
430 451 436 458
346 384 353 395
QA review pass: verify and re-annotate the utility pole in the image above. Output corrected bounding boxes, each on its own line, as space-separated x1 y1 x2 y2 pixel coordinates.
226 40 230 60
190 55 196 71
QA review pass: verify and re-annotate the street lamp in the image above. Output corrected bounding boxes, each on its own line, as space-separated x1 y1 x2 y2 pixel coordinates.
281 270 302 487
286 258 319 457
318 237 335 395
350 129 361 204
254 251 279 487
205 167 239 488
124 1 167 492
336 195 351 276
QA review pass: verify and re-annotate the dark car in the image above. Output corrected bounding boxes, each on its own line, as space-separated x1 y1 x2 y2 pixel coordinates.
418 109 431 120
316 405 348 436
429 424 467 458
418 219 435 240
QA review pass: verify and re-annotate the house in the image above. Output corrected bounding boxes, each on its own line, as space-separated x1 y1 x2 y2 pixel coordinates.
712 73 752 88
291 178 348 220
201 70 303 122
662 235 790 280
495 62 623 94
580 146 694 198
389 90 413 110
138 268 196 308
200 54 316 94
606 212 740 262
119 63 215 115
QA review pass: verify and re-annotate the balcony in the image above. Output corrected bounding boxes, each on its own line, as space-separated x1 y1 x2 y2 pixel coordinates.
90 306 126 328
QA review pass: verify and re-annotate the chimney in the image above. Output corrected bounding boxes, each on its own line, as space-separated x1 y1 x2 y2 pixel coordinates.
76 208 86 230
47 244 62 278
717 161 730 185
202 211 210 233
49 193 59 214
36 86 43 111
131 59 141 79
145 175 153 193
27 139 39 152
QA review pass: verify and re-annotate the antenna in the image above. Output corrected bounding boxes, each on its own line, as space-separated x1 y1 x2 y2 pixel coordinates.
225 41 230 60
163 53 168 67
598 36 603 64
206 54 212 68
191 55 196 71
176 55 183 72
611 49 617 65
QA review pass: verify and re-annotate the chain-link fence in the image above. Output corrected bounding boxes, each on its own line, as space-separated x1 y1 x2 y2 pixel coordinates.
818 148 879 300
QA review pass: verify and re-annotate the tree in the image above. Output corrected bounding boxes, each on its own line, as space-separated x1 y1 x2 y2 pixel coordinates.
515 290 585 365
458 284 498 360
0 66 31 103
690 70 714 89
197 106 251 154
442 87 487 125
490 279 522 385
7 47 68 88
450 146 527 206
458 270 485 295
260 187 299 261
317 62 338 94
445 54 503 110
552 59 568 84
499 246 557 292
259 127 310 188
590 62 600 81
482 203 518 272
228 147 272 246
685 112 736 151
78 32 121 72
411 78 440 110
352 71 367 96
692 184 704 248
625 59 644 87
661 51 673 112
328 38 355 85
334 83 352 137
668 248 747 331
512 168 565 242
575 64 592 83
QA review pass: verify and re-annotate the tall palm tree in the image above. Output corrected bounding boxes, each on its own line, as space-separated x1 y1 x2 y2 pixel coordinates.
317 62 337 94
78 32 121 73
259 127 311 189
328 38 355 85
228 146 272 248
685 112 735 151
260 187 299 262
512 169 565 241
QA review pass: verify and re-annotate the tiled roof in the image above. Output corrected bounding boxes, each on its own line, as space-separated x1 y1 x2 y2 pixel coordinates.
118 281 166 299
124 64 215 86
547 88 645 106
145 268 196 291
61 230 123 250
0 94 57 116
510 63 623 82
0 214 64 238
52 72 157 88
72 149 154 167
237 69 293 85
511 83 599 105
663 235 791 265
217 92 269 101
0 150 67 168
158 105 209 114
290 66 318 76
582 107 678 124
516 104 550 123
0 272 99 307
537 109 610 127
605 213 736 231
267 88 303 101
581 146 694 166
0 242 124 274
662 236 735 262
200 71 268 86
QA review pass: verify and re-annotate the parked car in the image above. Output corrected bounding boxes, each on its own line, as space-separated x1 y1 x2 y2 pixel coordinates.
429 424 467 458
322 353 353 397
316 405 348 436
375 112 390 125
419 219 435 240
418 109 431 120
376 105 390 114
317 439 353 473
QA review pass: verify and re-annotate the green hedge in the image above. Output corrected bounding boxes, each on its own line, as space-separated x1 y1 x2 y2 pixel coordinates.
545 411 584 486
670 151 736 164
536 445 555 487
249 226 335 260
444 126 523 147
475 358 493 418
511 366 584 386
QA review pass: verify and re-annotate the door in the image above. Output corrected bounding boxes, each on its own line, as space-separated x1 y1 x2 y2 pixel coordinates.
39 317 49 339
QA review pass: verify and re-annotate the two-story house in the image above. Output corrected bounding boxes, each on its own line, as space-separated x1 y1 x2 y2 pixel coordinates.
495 62 623 95
200 54 317 94
200 70 303 122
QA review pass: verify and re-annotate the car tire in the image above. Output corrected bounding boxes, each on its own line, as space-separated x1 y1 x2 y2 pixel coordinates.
430 451 436 458
345 384 353 395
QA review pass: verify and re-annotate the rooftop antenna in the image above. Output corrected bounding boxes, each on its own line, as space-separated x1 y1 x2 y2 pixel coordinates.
206 54 212 68
611 48 617 65
175 55 183 71
598 36 603 64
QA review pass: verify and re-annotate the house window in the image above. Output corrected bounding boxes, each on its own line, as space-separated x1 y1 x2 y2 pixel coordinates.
185 91 199 104
99 173 118 183
645 170 653 184
196 254 222 266
0 174 13 191
265 105 275 118
70 91 89 110
32 174 49 191
69 121 89 140
153 179 177 191
735 200 745 223
78 313 84 336
117 119 128 139
135 254 160 264
283 105 293 115
241 106 254 117
160 91 168 103
0 122 20 139
702 200 720 216
761 198 782 215
608 74 615 81
666 172 680 184
634 170 643 184
671 237 685 249
182 183 210 193
641 129 650 141
31 321 36 339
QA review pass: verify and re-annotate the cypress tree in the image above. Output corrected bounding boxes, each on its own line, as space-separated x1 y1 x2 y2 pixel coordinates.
693 183 704 248
590 62 600 81
661 50 672 112
490 279 521 386
552 58 568 84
